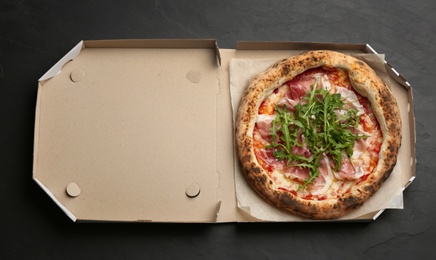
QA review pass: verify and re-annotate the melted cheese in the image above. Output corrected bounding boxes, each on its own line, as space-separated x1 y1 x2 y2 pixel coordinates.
254 67 383 200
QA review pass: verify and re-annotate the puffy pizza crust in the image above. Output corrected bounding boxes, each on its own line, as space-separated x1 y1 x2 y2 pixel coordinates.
235 50 402 219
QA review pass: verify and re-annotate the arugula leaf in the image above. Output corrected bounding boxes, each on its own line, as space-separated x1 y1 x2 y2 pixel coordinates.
267 79 367 190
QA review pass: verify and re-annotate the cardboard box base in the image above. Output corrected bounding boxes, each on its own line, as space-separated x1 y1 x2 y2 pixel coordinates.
33 40 416 223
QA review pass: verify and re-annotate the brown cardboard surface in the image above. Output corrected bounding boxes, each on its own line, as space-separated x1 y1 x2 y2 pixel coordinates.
33 40 415 222
35 41 225 222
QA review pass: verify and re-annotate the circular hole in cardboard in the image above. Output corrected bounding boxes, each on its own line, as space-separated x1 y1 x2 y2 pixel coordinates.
70 69 86 83
185 183 200 198
186 70 201 84
66 182 81 197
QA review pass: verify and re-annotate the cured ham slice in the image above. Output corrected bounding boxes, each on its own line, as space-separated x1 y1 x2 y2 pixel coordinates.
308 156 333 195
333 151 364 180
255 148 283 170
276 97 299 111
319 74 333 92
291 130 311 159
250 66 383 202
283 165 310 183
336 87 365 116
286 73 319 100
255 114 276 142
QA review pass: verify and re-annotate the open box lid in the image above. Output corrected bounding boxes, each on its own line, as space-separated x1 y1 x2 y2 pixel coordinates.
33 40 416 222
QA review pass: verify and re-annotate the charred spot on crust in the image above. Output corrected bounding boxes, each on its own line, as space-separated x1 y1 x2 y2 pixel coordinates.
252 167 261 174
255 174 267 186
306 202 317 211
243 138 251 150
341 196 362 209
296 210 317 219
242 155 251 163
356 61 365 67
278 192 296 207
281 64 290 76
364 184 376 193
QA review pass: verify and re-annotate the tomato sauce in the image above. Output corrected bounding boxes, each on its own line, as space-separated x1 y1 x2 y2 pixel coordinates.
252 66 384 200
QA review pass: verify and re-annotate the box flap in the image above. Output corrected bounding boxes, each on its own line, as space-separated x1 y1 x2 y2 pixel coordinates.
237 41 368 52
83 39 222 65
39 41 84 81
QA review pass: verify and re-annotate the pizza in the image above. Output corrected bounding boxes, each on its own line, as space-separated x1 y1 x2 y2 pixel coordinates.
235 50 401 219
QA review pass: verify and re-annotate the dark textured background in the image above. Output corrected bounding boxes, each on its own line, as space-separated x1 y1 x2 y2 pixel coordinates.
1 0 435 259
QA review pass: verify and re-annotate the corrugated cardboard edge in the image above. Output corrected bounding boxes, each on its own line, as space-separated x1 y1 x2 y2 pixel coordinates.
39 41 84 81
236 41 369 51
39 39 221 83
83 38 221 65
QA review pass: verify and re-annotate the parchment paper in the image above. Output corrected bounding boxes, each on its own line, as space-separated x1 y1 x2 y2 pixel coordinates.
230 54 404 221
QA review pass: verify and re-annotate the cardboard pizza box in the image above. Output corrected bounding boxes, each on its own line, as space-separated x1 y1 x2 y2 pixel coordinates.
33 39 416 222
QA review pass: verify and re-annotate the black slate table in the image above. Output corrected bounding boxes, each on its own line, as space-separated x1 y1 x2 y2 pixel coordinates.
1 0 435 259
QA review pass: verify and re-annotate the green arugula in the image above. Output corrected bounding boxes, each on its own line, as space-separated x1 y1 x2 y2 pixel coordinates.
267 80 366 191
